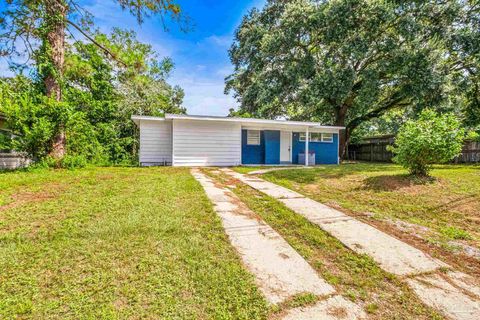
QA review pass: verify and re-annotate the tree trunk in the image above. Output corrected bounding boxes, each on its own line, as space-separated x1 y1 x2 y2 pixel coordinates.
334 105 348 161
46 0 67 159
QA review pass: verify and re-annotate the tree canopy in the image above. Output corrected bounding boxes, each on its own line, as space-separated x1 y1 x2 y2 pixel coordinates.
0 28 184 164
226 0 480 156
0 0 185 158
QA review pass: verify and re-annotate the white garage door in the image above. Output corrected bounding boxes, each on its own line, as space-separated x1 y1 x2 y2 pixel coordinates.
172 120 241 166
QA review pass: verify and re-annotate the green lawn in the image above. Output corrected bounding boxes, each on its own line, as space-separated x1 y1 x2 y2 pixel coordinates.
204 168 442 319
0 167 266 319
233 166 294 174
238 163 480 267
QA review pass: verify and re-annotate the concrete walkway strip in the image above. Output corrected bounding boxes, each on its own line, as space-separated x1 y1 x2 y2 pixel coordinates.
289 208 447 276
191 169 335 304
406 272 480 320
222 169 480 320
223 168 445 276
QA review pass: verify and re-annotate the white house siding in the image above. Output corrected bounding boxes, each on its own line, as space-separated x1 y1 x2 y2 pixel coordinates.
139 120 172 165
0 153 30 169
172 120 241 166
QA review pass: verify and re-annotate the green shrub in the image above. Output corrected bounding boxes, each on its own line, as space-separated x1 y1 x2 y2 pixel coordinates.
26 156 56 170
0 131 12 151
65 112 104 160
388 109 465 176
60 155 88 169
1 84 113 166
1 88 69 160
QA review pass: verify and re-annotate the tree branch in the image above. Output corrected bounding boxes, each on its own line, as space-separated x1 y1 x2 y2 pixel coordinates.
66 20 128 67
347 93 409 132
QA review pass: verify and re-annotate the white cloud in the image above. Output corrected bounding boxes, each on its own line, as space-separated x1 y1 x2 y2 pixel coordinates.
82 1 131 27
170 65 237 116
203 35 232 48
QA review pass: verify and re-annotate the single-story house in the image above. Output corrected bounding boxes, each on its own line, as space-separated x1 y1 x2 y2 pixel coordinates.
132 114 344 167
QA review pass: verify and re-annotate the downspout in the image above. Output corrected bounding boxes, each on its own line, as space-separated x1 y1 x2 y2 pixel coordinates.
171 119 175 166
305 126 309 166
337 130 340 164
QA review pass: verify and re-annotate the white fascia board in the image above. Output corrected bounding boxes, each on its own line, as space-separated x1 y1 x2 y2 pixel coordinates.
131 115 166 121
242 124 342 133
131 115 166 126
165 114 345 130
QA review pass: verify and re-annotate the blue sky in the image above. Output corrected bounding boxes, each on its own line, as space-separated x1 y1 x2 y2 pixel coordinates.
0 0 266 115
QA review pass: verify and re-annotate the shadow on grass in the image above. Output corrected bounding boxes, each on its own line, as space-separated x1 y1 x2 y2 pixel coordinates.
361 174 435 191
265 162 403 184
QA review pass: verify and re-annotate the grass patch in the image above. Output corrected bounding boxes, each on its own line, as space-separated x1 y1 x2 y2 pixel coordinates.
365 303 379 314
206 169 443 320
246 163 480 249
269 292 319 315
0 167 267 319
233 166 266 174
440 226 472 240
233 166 298 174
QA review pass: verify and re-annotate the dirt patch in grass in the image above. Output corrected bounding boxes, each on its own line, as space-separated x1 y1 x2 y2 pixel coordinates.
0 183 65 211
435 194 479 216
0 189 56 212
97 173 115 180
362 174 437 192
113 296 128 310
0 182 72 237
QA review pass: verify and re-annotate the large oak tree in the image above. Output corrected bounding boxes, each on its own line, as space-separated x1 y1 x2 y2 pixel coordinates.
226 0 478 157
0 0 183 158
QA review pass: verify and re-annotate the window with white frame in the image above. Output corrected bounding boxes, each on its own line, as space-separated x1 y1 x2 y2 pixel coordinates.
299 132 306 141
321 133 333 142
247 130 261 145
298 132 333 142
310 133 322 142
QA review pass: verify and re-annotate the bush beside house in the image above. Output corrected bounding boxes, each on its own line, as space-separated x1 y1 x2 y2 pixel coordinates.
0 113 10 151
388 110 466 177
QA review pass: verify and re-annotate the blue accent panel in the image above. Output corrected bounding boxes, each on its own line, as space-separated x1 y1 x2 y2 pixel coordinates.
292 132 339 165
264 130 280 164
242 129 265 164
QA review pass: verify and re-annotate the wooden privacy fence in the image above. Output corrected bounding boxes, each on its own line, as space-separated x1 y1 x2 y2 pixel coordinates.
347 142 393 162
347 139 480 163
455 140 480 163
